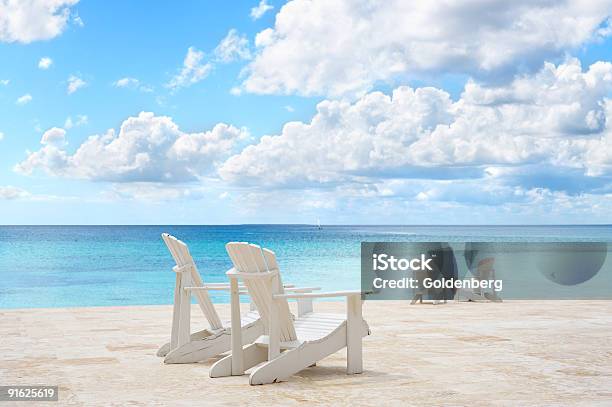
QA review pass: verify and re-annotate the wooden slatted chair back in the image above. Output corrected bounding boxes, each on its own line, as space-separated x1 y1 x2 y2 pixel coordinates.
226 242 297 342
162 233 223 330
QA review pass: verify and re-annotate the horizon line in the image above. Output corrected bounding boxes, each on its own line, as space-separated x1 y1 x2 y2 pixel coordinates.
1 224 611 227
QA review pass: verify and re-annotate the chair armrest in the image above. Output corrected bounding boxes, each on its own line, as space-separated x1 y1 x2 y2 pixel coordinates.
282 286 321 293
184 287 251 300
184 284 247 292
274 290 361 300
182 282 295 290
200 283 245 289
184 285 232 291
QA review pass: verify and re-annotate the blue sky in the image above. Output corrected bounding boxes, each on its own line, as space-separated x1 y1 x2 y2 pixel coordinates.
1 0 612 224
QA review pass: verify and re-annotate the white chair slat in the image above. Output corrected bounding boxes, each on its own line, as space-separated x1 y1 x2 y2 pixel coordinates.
162 234 223 330
226 242 297 342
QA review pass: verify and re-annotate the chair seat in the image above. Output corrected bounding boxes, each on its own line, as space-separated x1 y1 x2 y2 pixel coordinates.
222 310 260 329
293 312 346 342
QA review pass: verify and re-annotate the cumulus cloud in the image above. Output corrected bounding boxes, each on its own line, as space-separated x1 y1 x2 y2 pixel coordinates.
0 185 70 202
250 0 273 20
218 175 612 224
0 79 8 85
38 56 53 69
242 0 612 97
166 47 212 90
0 0 79 43
220 59 612 191
108 183 206 201
0 185 30 200
40 127 67 146
16 93 32 105
67 74 86 94
0 131 4 141
113 77 153 92
113 77 138 88
63 114 87 129
214 29 251 63
16 112 249 183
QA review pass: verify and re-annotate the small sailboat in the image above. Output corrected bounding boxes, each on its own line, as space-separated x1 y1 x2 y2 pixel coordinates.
316 218 322 230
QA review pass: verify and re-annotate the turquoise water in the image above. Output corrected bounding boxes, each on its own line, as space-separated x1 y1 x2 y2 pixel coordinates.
1 225 611 308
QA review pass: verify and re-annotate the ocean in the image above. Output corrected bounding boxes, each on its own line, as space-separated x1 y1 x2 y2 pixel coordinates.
1 225 611 308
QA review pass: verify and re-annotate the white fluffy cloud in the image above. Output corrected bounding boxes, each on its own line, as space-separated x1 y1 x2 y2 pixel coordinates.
64 114 87 129
40 127 67 146
0 185 30 200
0 131 4 141
108 183 206 201
166 47 212 90
242 0 612 97
16 112 249 183
216 175 612 223
113 77 138 88
221 59 612 190
67 74 86 94
250 0 273 20
113 77 152 92
16 93 32 105
0 0 79 43
38 57 53 69
214 29 251 63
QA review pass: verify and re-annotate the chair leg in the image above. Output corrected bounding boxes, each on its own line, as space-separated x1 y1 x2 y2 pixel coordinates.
297 298 313 316
210 344 268 378
157 329 213 358
229 277 244 375
177 273 191 347
157 342 171 357
169 273 183 352
249 325 352 384
410 292 423 305
346 295 363 374
249 346 308 385
165 331 229 364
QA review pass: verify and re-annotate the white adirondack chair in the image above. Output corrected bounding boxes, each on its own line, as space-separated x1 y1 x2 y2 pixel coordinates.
158 234 318 364
157 234 264 364
455 257 502 302
210 242 370 385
